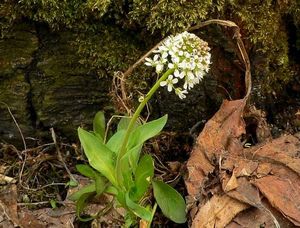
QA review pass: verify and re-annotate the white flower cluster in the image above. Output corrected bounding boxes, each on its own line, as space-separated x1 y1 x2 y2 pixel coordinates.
145 31 211 99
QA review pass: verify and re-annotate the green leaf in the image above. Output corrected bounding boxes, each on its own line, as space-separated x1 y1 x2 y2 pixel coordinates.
50 199 57 209
152 180 186 224
66 179 78 187
119 155 134 190
76 192 96 222
106 130 125 154
95 175 107 195
78 128 117 186
116 144 144 190
128 115 167 149
125 192 152 221
68 183 96 201
124 214 135 228
76 164 107 195
116 191 126 207
132 154 154 201
117 116 140 132
93 111 106 140
123 144 143 173
105 185 118 195
76 164 96 179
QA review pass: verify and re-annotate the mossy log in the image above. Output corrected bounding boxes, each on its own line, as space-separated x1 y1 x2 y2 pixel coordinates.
0 0 299 146
0 24 228 145
0 24 113 145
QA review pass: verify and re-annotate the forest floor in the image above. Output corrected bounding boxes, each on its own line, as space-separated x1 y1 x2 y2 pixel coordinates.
1 93 300 227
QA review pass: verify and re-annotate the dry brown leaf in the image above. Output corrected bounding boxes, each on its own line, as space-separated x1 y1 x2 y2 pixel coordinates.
245 135 300 175
254 175 300 226
222 176 262 207
192 194 249 228
0 184 19 227
226 207 277 228
222 156 258 177
198 99 246 160
223 172 238 192
186 144 214 197
19 210 48 227
0 174 16 185
256 162 273 178
186 99 246 197
24 207 75 228
185 67 300 227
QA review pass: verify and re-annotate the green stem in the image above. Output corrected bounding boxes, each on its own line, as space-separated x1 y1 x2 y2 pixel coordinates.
115 68 174 182
148 203 158 228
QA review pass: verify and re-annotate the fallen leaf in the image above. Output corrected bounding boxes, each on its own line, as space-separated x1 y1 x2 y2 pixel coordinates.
254 175 300 226
223 172 238 192
186 99 246 198
0 174 16 184
222 176 262 207
185 144 214 198
192 194 249 228
245 135 300 175
0 184 19 227
226 207 276 228
256 163 272 178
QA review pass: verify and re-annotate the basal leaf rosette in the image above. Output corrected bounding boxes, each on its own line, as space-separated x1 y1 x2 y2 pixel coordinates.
145 31 211 99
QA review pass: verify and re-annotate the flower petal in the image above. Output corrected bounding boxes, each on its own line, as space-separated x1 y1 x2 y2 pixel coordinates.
172 78 178 84
160 81 167 87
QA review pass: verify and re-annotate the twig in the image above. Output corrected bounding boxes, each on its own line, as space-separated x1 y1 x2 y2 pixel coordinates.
117 19 252 120
0 201 19 227
17 200 74 206
22 143 55 153
104 114 131 143
188 19 252 100
0 102 26 153
112 72 133 115
0 102 30 189
50 128 76 183
121 39 166 102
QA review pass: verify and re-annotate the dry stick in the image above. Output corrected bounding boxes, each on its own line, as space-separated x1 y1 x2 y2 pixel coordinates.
0 102 26 154
104 114 133 143
119 40 165 113
119 19 252 115
188 19 252 100
113 72 133 115
17 200 74 206
0 201 19 227
22 143 55 153
50 128 76 183
0 102 31 189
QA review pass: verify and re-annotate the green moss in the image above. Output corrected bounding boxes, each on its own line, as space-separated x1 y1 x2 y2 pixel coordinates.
207 0 298 93
0 72 33 141
129 0 212 34
1 0 300 95
0 24 38 75
74 25 144 76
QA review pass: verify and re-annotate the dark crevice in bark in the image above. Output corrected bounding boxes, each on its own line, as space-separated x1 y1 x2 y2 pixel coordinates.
23 23 41 130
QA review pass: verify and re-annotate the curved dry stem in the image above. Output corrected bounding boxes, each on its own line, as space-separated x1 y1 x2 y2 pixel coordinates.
189 19 252 100
119 19 252 110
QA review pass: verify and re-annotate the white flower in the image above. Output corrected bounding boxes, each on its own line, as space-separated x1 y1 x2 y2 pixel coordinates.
175 88 188 99
145 54 159 67
160 75 178 92
156 63 164 74
174 69 184 79
168 63 175 69
145 31 211 98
